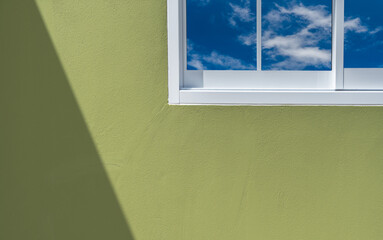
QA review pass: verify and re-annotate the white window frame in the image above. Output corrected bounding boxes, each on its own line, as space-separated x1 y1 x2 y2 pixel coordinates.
167 0 383 105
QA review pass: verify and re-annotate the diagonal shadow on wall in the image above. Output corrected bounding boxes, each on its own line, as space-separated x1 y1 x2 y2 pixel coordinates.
0 1 135 239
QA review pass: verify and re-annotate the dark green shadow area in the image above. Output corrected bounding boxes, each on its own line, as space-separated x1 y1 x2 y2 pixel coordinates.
0 1 135 239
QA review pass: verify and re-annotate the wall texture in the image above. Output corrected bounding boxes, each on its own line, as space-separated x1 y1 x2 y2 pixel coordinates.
1 1 383 239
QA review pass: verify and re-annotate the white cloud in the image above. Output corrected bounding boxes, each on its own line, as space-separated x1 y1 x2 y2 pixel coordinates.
276 3 331 29
261 3 332 69
188 58 204 70
370 27 383 35
344 17 383 35
238 32 257 46
343 17 383 53
239 2 381 70
276 47 331 69
228 0 255 27
188 42 255 70
264 9 287 26
344 18 368 33
202 51 255 70
190 0 211 6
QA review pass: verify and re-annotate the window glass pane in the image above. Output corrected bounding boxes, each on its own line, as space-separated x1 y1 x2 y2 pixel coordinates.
344 0 383 68
187 0 256 70
262 0 332 70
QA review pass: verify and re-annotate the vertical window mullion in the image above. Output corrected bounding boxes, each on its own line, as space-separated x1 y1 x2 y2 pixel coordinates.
182 0 186 88
333 0 345 89
257 0 262 71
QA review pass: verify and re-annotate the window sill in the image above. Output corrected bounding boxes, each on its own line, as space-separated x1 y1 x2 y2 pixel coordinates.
169 89 383 106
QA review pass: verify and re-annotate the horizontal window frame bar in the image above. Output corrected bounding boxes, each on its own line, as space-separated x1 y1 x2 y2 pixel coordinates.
184 70 334 89
344 68 383 90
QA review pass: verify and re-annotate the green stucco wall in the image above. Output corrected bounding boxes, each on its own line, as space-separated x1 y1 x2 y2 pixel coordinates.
1 1 383 239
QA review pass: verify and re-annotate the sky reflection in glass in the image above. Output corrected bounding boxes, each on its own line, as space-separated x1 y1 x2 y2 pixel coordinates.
187 0 383 71
262 0 332 70
344 0 383 68
187 0 257 70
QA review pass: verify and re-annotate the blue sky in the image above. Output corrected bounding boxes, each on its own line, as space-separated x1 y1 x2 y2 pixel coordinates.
187 0 257 70
262 0 332 70
344 0 383 68
187 0 383 70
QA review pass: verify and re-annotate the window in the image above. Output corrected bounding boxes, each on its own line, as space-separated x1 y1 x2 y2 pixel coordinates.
344 0 383 89
167 0 383 105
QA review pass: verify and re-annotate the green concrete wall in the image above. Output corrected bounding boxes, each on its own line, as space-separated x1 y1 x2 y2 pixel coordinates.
1 1 383 239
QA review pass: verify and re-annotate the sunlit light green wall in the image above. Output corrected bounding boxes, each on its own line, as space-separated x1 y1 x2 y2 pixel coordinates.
1 1 383 239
